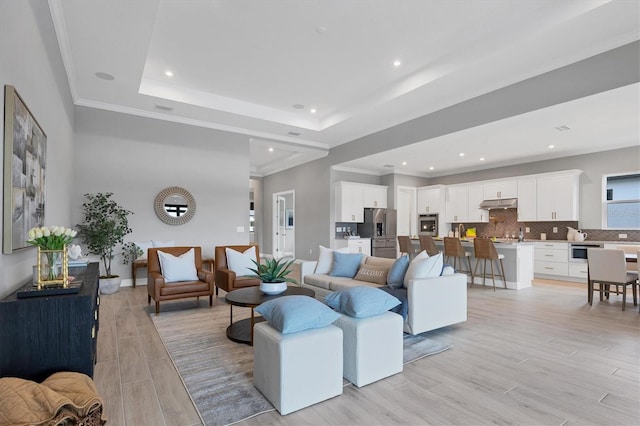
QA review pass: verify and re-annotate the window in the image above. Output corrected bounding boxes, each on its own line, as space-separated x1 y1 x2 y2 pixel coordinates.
603 172 640 229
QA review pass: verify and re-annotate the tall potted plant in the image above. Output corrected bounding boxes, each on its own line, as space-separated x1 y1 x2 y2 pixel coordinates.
77 192 137 294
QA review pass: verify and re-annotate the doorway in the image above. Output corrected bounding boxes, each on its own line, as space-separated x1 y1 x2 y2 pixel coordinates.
272 190 295 259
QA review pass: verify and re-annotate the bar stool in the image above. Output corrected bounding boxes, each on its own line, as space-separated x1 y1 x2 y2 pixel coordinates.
472 238 506 291
418 235 440 256
397 236 416 258
443 237 474 285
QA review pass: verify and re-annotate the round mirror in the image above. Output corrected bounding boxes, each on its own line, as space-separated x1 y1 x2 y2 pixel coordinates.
154 187 196 225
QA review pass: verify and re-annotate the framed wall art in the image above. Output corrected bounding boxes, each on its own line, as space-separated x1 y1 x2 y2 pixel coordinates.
3 85 47 254
285 208 294 229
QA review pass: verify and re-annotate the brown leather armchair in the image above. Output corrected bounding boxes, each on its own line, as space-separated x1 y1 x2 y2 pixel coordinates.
147 246 214 315
214 245 261 295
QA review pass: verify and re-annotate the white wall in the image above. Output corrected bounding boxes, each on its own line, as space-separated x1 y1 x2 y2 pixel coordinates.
72 107 252 279
0 1 75 298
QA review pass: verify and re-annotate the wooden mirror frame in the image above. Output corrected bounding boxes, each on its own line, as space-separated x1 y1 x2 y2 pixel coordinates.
154 186 196 226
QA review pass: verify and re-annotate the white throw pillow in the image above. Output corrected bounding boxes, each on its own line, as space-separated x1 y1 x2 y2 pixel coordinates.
152 240 175 248
315 245 349 275
403 251 443 287
225 246 257 277
157 248 198 283
134 241 153 260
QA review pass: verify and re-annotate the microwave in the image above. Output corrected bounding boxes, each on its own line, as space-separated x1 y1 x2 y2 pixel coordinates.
418 214 438 236
569 243 603 262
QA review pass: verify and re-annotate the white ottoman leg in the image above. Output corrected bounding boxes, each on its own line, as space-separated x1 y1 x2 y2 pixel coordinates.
335 311 403 387
253 322 343 415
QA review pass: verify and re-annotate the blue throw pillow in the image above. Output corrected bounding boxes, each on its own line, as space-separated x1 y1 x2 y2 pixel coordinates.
387 255 410 288
325 286 401 318
255 295 340 334
329 252 363 278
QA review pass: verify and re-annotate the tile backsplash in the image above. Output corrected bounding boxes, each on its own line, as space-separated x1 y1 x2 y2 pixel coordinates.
456 209 639 242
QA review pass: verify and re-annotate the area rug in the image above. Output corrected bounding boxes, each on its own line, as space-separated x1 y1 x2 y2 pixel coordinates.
151 304 452 425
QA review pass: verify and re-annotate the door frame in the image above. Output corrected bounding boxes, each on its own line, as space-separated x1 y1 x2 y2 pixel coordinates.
272 189 295 259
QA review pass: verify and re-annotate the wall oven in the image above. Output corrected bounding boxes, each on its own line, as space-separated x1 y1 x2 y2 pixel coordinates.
418 214 438 236
569 243 603 262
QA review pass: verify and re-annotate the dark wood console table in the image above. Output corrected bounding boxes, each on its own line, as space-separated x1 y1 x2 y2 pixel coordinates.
0 262 100 382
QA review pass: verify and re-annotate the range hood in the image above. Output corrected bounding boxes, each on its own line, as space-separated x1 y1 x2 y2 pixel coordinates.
479 198 518 209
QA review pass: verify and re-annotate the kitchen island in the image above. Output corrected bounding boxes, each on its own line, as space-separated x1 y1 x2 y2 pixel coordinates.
415 239 534 290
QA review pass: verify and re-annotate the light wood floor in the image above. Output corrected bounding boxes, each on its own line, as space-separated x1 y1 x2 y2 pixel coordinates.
94 281 639 426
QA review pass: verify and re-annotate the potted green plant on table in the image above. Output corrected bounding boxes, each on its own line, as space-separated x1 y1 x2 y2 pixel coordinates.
76 192 138 294
249 257 298 295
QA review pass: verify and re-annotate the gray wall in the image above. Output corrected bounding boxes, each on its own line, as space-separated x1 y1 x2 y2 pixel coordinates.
0 1 75 298
72 107 251 279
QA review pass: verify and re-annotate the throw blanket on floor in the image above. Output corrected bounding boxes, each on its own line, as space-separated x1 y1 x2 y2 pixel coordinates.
380 286 408 319
0 371 104 426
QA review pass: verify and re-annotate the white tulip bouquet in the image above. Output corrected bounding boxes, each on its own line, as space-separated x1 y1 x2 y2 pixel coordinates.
27 226 77 250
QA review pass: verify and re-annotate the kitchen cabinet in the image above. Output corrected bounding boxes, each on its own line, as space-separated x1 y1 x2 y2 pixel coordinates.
536 172 580 221
417 186 443 214
517 178 537 221
333 238 372 256
483 179 517 200
335 181 364 222
468 183 489 222
533 241 569 277
445 184 469 223
363 184 388 208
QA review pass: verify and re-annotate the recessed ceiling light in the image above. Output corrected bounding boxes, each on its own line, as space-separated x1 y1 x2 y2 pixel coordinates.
268 147 274 152
459 153 465 157
402 161 407 166
310 108 317 114
292 104 305 110
548 144 555 149
429 166 435 170
165 70 173 77
393 60 402 67
480 157 485 161
95 72 114 81
155 104 173 111
288 131 301 136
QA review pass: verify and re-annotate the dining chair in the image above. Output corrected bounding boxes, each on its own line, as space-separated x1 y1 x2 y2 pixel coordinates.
587 248 638 311
443 237 474 286
418 235 440 256
397 236 416 259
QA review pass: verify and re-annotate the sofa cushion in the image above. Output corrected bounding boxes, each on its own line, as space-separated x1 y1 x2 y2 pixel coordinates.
387 255 410 288
329 278 381 292
404 251 443 287
304 274 334 290
354 264 389 285
315 245 350 274
325 287 400 318
255 295 340 334
330 252 363 278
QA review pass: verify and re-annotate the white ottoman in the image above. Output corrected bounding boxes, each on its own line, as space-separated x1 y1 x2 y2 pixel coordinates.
334 311 403 387
253 322 343 415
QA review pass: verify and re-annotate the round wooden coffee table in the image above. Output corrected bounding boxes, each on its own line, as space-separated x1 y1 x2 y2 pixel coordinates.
225 286 315 345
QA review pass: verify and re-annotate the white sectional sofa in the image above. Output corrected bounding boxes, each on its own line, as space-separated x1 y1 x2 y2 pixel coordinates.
296 255 468 335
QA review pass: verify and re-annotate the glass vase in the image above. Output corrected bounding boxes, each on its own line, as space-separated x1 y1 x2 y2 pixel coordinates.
37 246 69 289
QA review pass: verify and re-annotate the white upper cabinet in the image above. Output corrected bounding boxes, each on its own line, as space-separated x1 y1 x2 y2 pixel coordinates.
536 171 581 221
468 183 489 222
417 186 443 214
445 184 469 223
335 181 364 222
483 179 517 200
517 178 537 221
363 184 388 208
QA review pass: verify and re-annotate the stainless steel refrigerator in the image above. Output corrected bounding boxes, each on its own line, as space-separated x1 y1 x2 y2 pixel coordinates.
357 208 397 258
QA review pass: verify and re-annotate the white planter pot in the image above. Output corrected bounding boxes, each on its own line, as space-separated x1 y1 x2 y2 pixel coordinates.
100 276 122 294
259 281 287 295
